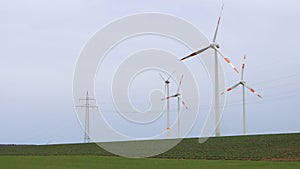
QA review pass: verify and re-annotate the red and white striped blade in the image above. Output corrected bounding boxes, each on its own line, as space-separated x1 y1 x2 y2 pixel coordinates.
244 84 262 98
241 54 246 80
180 46 211 61
215 48 239 73
213 4 224 42
221 82 240 95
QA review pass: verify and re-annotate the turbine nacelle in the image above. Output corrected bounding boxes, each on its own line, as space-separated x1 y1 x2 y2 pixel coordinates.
211 42 220 49
175 93 181 97
240 81 246 85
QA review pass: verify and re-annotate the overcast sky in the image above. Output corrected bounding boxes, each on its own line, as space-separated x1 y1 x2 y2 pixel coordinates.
1 0 300 144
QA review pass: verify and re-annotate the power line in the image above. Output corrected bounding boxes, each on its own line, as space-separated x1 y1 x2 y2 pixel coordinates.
76 91 97 143
253 72 300 86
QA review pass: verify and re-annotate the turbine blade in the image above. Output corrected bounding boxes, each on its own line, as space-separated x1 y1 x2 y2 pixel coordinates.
221 82 241 95
161 94 177 100
166 71 175 81
159 73 166 82
215 48 239 73
177 75 184 93
213 4 224 42
180 46 211 61
181 100 189 110
241 54 246 80
244 84 262 98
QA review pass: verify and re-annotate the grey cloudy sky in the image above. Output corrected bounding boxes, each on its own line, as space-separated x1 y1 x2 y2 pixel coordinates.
1 0 300 144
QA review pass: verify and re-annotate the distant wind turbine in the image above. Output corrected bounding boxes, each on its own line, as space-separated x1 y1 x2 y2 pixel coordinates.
180 4 239 136
160 72 175 133
162 75 188 138
221 55 262 135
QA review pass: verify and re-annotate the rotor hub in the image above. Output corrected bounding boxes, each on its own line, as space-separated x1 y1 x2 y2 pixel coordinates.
211 42 220 48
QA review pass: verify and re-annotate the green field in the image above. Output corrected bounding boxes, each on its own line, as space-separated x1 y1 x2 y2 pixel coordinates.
0 156 299 169
1 133 300 169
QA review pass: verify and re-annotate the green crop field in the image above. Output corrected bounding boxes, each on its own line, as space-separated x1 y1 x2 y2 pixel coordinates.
1 133 300 169
0 156 299 169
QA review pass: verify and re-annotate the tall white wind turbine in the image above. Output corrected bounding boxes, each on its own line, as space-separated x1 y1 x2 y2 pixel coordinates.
221 55 262 135
162 75 188 138
180 4 239 136
160 72 175 133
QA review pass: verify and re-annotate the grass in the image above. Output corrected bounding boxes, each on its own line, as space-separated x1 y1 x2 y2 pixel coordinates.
0 156 299 169
1 133 299 161
0 133 299 169
160 133 300 160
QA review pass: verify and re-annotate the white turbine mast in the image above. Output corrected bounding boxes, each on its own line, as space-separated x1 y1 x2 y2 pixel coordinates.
160 72 175 134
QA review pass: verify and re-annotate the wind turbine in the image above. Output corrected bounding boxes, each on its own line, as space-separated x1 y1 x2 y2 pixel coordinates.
162 75 188 138
160 72 175 133
221 54 262 135
180 4 239 136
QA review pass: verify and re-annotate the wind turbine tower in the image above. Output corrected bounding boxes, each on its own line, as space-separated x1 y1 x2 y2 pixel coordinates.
160 72 174 135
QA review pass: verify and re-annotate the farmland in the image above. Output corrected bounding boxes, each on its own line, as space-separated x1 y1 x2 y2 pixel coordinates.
0 156 299 169
0 133 299 169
